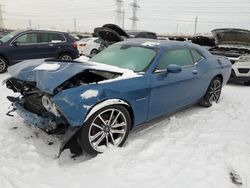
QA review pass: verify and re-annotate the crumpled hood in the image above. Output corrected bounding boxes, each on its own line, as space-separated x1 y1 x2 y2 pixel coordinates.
8 58 133 94
211 28 250 48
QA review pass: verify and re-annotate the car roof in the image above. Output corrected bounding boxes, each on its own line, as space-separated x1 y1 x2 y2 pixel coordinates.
115 38 199 49
114 38 212 58
21 29 68 34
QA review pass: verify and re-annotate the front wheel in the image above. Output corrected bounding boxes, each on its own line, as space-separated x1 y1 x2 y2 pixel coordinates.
79 105 131 155
199 77 222 107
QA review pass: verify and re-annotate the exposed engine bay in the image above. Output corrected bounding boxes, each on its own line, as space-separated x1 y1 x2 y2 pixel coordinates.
5 69 122 128
209 47 250 62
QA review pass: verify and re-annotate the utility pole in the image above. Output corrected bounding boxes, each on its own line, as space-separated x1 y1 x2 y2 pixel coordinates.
130 0 140 30
115 0 123 27
74 18 77 33
122 9 125 29
194 16 198 35
0 4 5 30
28 20 32 29
175 23 179 34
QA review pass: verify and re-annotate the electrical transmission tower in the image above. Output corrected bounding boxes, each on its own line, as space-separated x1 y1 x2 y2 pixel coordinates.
0 4 5 30
115 0 124 27
130 0 139 30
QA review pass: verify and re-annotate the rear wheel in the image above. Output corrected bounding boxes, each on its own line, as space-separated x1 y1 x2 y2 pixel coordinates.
0 56 8 73
79 105 131 156
90 49 98 57
59 53 73 61
199 77 222 107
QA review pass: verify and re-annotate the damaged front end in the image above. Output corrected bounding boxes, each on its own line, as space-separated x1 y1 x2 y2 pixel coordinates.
5 60 125 157
5 77 82 157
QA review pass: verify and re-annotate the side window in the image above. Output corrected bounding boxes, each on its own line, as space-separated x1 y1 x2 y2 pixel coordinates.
190 49 204 63
39 33 51 43
51 33 65 42
156 48 194 70
15 33 38 44
94 39 100 43
39 33 65 43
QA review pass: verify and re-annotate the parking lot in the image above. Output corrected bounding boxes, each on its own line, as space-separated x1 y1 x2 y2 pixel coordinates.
0 72 250 188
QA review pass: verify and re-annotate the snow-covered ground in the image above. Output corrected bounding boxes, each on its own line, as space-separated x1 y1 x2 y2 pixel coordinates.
0 73 249 188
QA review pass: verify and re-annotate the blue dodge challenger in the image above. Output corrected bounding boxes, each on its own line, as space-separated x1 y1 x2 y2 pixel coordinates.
5 39 231 156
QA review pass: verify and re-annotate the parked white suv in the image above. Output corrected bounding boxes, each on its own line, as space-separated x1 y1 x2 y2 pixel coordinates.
230 56 250 85
209 28 250 85
77 37 101 57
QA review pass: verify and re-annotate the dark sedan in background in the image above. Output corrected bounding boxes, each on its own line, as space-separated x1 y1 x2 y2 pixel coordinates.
0 29 79 73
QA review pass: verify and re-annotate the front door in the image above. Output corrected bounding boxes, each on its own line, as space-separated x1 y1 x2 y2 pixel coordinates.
10 32 40 62
148 48 201 120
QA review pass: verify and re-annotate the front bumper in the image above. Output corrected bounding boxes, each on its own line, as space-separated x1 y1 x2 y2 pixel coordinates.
14 101 67 131
229 69 250 83
230 62 250 83
13 101 82 157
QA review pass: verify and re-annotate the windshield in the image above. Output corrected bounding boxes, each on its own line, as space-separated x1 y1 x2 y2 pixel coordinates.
90 44 156 72
0 30 22 43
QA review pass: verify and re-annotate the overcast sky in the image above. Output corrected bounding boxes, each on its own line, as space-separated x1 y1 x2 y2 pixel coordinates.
1 0 250 35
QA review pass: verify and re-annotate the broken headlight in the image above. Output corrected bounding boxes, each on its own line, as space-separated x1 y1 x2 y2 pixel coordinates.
42 95 60 117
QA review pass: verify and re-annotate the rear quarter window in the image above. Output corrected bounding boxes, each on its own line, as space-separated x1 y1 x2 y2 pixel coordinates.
190 49 204 63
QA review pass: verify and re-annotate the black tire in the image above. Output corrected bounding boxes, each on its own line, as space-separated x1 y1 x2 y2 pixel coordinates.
0 56 8 73
79 105 131 156
90 49 98 57
199 76 222 107
244 80 250 86
59 53 73 61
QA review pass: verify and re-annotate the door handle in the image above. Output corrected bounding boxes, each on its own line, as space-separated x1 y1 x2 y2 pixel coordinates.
48 44 54 47
192 70 198 75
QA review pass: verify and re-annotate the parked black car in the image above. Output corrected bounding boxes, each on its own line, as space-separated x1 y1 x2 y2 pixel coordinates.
0 29 79 73
93 24 158 53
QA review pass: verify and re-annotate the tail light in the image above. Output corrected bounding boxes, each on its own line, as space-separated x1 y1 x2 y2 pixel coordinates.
72 42 78 49
79 43 86 47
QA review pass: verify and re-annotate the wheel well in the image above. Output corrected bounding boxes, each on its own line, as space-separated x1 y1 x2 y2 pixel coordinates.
58 52 72 58
215 74 223 84
121 104 134 130
84 99 135 130
91 49 97 52
0 54 9 65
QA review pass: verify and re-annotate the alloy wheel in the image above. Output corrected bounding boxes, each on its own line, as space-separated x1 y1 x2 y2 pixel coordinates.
60 54 72 60
88 108 128 152
0 58 6 73
208 79 222 104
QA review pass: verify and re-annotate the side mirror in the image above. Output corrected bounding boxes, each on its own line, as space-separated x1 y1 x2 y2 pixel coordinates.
166 64 182 73
12 41 20 46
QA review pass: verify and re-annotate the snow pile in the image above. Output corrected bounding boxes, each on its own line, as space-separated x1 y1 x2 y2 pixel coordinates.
0 73 250 188
34 63 60 71
81 89 99 99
